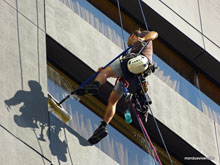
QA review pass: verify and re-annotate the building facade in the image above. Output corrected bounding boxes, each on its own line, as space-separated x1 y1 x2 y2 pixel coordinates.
1 0 220 164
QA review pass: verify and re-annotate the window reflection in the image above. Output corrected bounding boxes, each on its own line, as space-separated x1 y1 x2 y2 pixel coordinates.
59 0 129 49
153 54 220 124
47 65 158 165
59 0 220 125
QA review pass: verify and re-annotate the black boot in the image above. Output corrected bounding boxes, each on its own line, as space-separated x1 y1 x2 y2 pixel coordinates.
88 121 108 145
74 81 100 96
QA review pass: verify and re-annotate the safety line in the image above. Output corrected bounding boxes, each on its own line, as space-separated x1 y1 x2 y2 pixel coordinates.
129 99 162 165
116 0 127 50
138 76 173 165
136 0 173 163
137 0 149 31
59 45 134 104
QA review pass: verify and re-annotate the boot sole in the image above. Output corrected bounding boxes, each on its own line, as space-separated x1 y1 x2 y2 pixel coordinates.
88 131 108 145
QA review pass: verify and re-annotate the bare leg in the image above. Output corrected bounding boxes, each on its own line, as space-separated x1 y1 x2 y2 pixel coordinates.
95 66 114 85
74 66 115 96
104 90 121 124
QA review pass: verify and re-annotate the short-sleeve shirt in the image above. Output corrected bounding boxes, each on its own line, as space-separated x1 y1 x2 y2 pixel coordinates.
130 41 153 63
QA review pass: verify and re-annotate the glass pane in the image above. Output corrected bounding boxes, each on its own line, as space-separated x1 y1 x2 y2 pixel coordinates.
153 54 220 125
58 0 220 125
47 65 159 165
201 92 220 124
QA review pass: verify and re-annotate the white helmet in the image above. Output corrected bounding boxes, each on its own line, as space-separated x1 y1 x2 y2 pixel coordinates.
127 55 149 74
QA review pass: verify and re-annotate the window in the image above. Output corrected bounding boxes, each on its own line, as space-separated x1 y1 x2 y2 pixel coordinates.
47 64 161 165
82 0 220 125
153 52 220 125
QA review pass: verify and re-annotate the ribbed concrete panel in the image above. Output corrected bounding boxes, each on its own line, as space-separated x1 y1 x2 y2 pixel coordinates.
0 126 51 165
0 0 50 162
199 0 220 48
160 0 202 31
46 0 122 74
148 74 219 165
143 0 204 54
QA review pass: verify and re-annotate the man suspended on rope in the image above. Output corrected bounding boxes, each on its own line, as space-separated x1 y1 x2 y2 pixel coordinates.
75 29 153 144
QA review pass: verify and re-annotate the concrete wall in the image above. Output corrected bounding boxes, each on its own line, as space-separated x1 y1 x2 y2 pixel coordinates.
0 0 50 164
0 0 118 164
45 0 220 164
148 75 220 164
143 0 220 62
46 0 122 75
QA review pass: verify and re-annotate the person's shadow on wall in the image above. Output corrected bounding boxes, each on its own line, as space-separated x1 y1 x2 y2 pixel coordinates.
4 81 48 130
4 80 69 162
4 80 90 164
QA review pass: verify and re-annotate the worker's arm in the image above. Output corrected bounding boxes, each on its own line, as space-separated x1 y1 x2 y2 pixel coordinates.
141 40 153 64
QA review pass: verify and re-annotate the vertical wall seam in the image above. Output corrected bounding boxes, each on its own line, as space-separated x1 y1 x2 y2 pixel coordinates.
36 0 41 83
44 0 47 33
158 0 202 35
158 0 220 49
197 0 206 50
2 0 45 33
16 0 24 90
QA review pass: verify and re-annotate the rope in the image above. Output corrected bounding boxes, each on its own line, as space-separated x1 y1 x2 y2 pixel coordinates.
116 1 161 161
120 81 158 164
138 120 158 165
59 45 134 104
137 0 149 31
138 76 173 165
116 0 127 50
136 0 173 164
129 98 162 165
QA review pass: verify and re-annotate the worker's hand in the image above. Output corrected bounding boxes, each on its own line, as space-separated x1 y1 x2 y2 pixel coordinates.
138 37 145 42
97 67 103 72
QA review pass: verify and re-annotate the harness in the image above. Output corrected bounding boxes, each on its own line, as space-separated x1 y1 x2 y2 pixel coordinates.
119 41 157 86
115 0 172 163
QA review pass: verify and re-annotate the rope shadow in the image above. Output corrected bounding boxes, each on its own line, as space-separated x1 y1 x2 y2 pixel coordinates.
4 80 91 164
4 80 49 164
